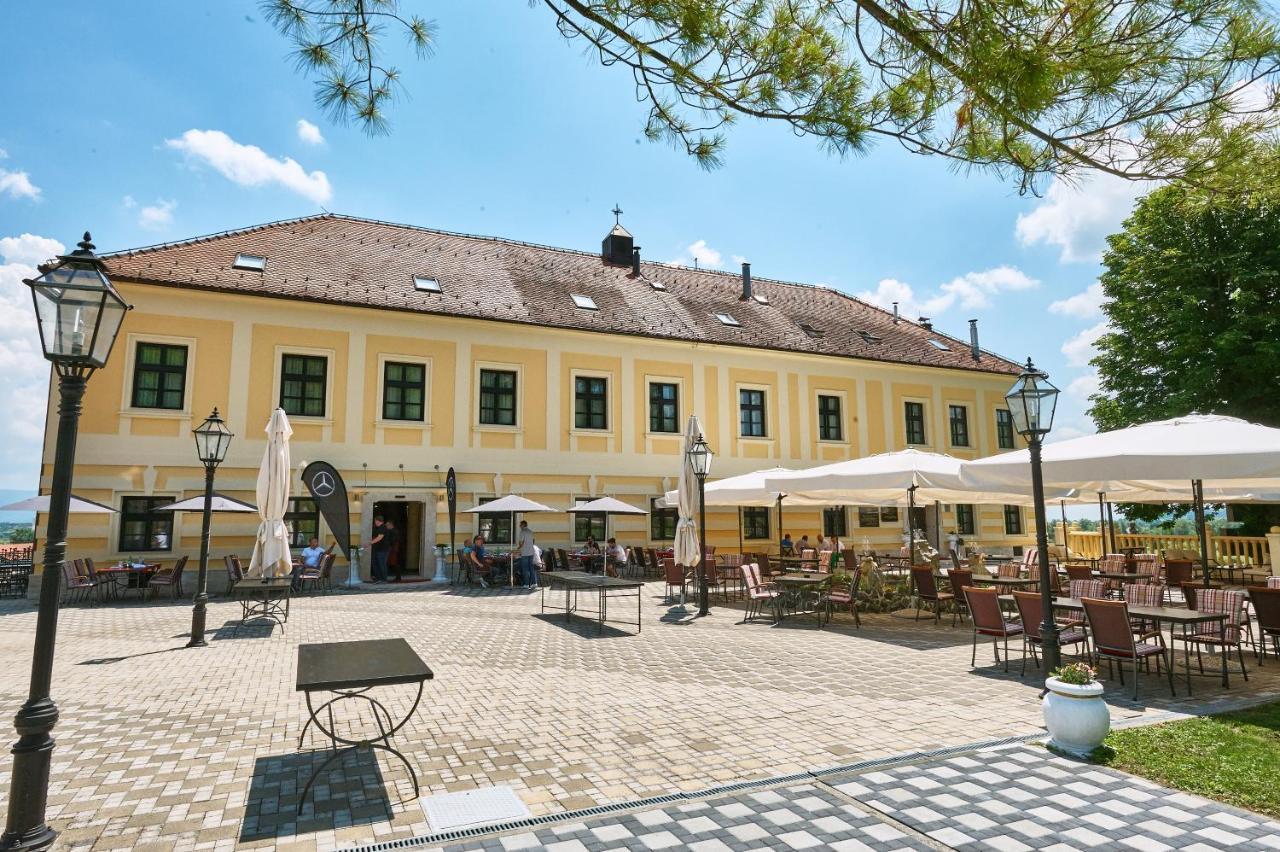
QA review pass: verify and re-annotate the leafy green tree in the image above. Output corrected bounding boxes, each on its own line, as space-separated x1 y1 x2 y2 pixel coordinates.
261 0 1280 193
1090 184 1280 531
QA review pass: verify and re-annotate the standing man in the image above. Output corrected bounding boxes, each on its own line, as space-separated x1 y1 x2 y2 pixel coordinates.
369 514 388 583
517 520 537 589
384 518 402 582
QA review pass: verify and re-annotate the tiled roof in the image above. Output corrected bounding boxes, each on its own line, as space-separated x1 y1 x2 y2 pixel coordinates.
101 214 1021 375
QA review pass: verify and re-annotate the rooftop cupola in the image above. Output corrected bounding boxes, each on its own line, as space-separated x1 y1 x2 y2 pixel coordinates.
601 205 633 266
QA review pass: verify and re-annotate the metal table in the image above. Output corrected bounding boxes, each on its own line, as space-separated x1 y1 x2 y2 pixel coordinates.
541 570 642 634
774 573 830 626
974 576 1037 589
295 639 433 812
1049 597 1231 693
232 578 292 633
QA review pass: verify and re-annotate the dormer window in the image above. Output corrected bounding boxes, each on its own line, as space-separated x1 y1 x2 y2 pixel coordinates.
413 275 442 293
715 312 740 327
927 339 952 350
232 253 266 272
571 293 598 310
799 322 824 338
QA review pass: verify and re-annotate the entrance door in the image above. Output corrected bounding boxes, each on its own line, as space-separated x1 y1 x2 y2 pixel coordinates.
372 501 423 577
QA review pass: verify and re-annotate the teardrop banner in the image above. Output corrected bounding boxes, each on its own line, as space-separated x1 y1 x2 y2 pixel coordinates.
301 461 352 558
446 467 458 569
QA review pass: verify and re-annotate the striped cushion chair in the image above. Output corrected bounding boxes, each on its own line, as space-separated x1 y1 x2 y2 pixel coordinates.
1267 577 1280 589
1184 588 1250 685
997 562 1022 579
1124 583 1167 638
1069 579 1107 600
1133 554 1162 584
740 563 780 624
820 565 861 628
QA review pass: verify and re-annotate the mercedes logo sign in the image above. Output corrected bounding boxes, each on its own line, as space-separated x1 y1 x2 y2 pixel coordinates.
311 470 336 497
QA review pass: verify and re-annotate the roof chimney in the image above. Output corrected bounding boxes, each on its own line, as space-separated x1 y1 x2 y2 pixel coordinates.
601 205 633 266
631 246 641 277
892 301 900 323
968 318 981 361
740 261 752 301
918 316 933 331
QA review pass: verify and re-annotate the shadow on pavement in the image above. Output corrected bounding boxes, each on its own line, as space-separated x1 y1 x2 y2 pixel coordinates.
240 748 398 842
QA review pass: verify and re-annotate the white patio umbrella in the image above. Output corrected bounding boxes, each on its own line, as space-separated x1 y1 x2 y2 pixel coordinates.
1 494 116 514
247 408 293 580
463 495 555 585
151 493 257 513
961 414 1280 584
673 416 703 571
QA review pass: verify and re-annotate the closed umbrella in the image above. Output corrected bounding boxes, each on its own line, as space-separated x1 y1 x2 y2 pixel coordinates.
247 408 293 580
674 416 703 573
961 414 1280 585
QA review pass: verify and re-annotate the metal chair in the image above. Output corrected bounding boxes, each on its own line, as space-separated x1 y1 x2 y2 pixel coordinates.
1082 596 1175 699
910 566 953 623
948 568 973 626
147 555 188 600
1248 586 1280 663
740 563 780 623
963 586 1023 672
1012 590 1089 675
820 564 860 628
1183 588 1250 685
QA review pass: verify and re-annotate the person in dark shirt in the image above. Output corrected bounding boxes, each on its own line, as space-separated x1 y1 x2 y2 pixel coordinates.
370 515 389 583
384 519 402 582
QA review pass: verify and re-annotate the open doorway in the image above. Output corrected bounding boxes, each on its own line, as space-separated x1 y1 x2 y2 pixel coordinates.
373 500 424 578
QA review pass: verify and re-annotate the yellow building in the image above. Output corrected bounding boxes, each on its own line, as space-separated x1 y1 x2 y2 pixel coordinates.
40 213 1032 581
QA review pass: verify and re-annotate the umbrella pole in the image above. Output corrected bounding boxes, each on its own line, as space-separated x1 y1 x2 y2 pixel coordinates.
1096 492 1106 557
1059 500 1069 553
934 501 941 552
776 495 784 557
1106 502 1118 553
1193 478 1212 588
907 486 917 563
738 508 743 557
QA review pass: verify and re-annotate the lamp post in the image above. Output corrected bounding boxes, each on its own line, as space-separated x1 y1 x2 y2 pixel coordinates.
3 233 129 851
687 434 713 617
1005 358 1061 675
187 408 233 648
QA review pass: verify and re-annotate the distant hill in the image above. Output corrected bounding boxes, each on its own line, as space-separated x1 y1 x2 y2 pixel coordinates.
0 489 36 524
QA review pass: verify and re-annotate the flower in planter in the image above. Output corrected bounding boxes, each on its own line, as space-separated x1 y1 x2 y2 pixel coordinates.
1051 662 1098 686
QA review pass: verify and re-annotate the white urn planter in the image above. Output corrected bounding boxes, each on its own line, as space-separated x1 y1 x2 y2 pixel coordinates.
1042 676 1110 757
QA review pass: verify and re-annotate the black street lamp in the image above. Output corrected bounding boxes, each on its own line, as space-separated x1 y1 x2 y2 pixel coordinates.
687 434 714 617
1005 358 1061 675
3 233 129 851
186 408 233 649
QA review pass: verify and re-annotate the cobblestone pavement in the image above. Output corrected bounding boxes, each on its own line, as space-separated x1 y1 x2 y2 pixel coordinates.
439 742 1280 852
0 580 1276 850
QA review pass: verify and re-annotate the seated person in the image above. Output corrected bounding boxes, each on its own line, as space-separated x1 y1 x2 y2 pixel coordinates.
780 533 794 555
605 538 627 575
583 536 601 555
466 535 495 587
300 536 327 569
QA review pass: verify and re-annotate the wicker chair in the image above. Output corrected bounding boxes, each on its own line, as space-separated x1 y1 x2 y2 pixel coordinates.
1082 597 1175 699
964 586 1023 672
1012 590 1089 675
147 555 188 600
1183 588 1250 685
910 566 953 623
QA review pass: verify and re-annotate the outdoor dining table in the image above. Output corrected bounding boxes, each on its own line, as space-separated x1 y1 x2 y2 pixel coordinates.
294 638 433 813
773 573 829 626
97 562 160 599
231 578 292 634
540 570 643 634
1096 571 1144 585
1049 596 1231 694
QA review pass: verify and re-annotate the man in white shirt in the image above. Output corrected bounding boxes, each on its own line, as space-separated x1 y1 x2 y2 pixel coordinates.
606 537 627 574
517 520 537 589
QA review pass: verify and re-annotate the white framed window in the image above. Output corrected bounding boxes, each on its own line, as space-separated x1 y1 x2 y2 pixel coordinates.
474 361 523 430
572 371 611 432
739 386 768 438
904 399 928 446
376 353 432 426
119 333 197 418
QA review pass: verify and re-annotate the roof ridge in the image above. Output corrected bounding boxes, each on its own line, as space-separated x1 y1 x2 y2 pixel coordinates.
99 213 332 259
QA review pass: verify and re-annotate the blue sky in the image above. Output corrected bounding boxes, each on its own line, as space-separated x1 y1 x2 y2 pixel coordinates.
0 1 1140 514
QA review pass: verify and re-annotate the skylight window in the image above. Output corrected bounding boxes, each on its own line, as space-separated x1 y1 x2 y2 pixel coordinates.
649 280 667 291
927 339 952 350
715 312 740 327
571 293 598 310
232 253 266 272
413 275 442 293
752 293 770 305
799 322 824 338
858 330 881 344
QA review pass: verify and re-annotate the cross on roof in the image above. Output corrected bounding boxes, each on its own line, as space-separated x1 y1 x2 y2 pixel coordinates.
612 204 623 225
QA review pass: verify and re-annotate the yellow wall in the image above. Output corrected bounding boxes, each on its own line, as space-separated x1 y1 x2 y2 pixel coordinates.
40 281 1033 566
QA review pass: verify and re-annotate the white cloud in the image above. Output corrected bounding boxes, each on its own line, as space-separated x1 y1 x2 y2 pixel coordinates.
165 129 332 204
1015 175 1146 263
1049 281 1106 319
137 199 177 230
0 234 63 489
1066 372 1101 402
296 119 325 145
1061 320 1110 367
0 168 40 201
857 266 1037 320
670 239 723 269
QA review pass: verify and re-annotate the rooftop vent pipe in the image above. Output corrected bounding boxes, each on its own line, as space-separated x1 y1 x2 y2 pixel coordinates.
969 318 981 361
631 246 641 277
740 261 752 301
892 301 900 323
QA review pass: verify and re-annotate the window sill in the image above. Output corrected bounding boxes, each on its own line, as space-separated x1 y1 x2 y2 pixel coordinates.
644 431 682 439
738 435 775 442
119 408 191 420
569 428 613 437
376 419 433 430
816 437 849 446
473 423 522 433
284 415 334 426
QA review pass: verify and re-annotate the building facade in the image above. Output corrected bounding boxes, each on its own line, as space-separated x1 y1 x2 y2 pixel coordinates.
38 214 1032 581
